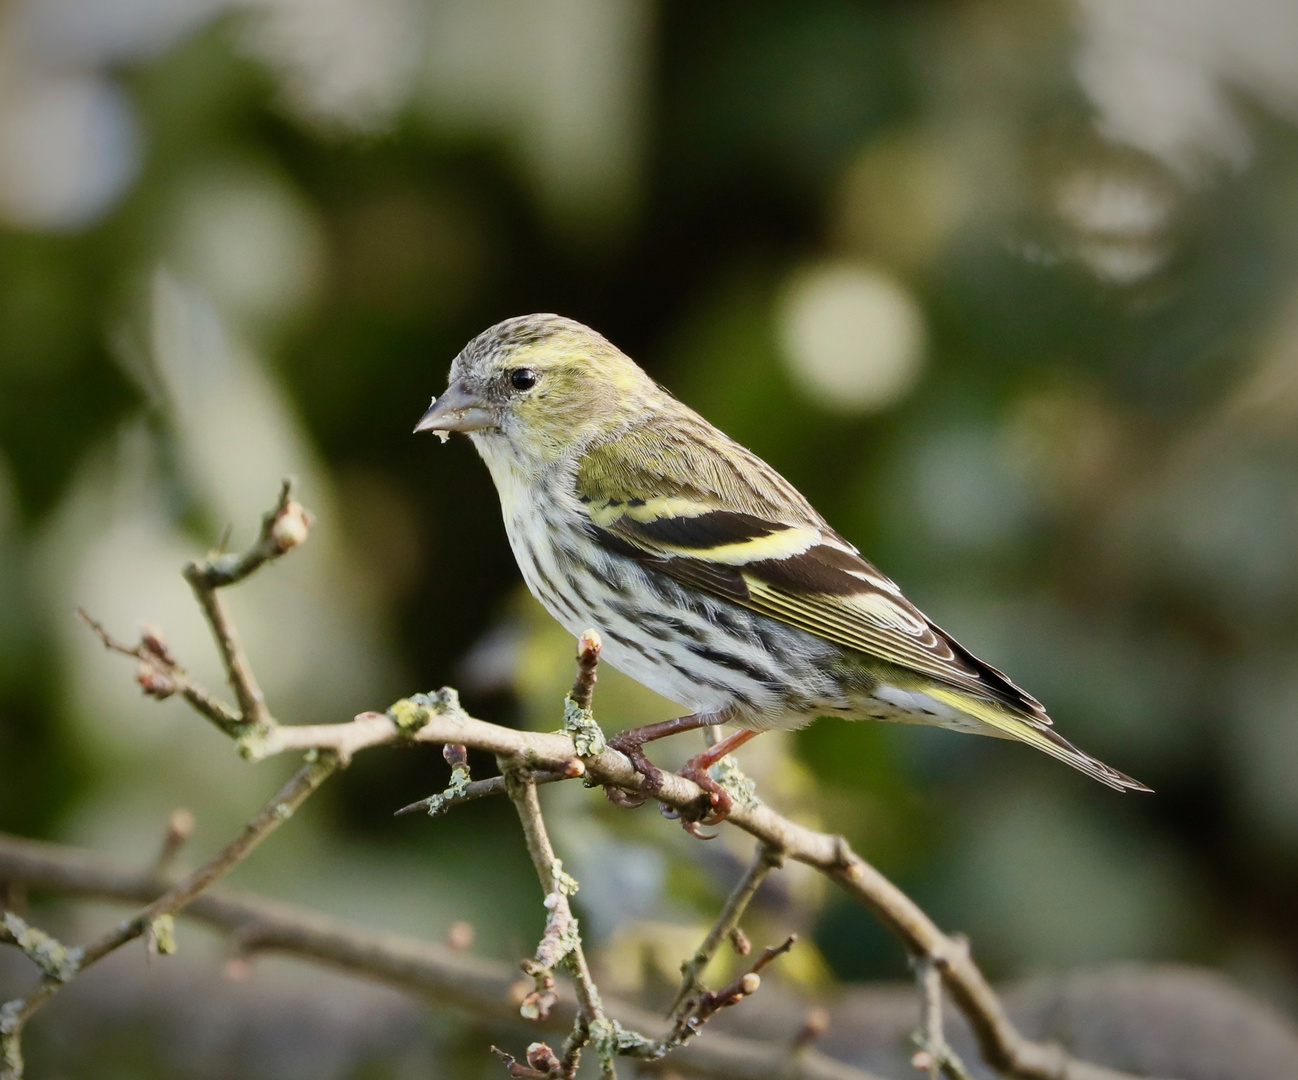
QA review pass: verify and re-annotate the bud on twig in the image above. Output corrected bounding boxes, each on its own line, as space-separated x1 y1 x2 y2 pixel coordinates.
569 628 601 711
446 920 474 951
153 808 196 874
525 1042 561 1072
140 624 176 666
519 988 557 1021
136 659 176 699
270 501 312 553
793 1006 830 1049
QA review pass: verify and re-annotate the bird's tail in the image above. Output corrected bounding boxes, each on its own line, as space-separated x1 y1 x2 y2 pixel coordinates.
923 687 1152 793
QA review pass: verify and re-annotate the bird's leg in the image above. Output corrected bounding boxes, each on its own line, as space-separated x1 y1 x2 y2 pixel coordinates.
680 728 760 830
605 714 714 808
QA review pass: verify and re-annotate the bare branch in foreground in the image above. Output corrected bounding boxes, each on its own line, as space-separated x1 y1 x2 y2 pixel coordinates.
77 610 243 737
912 954 972 1080
180 477 311 737
504 769 616 1079
1 759 335 1080
0 482 325 1080
670 842 784 1017
186 696 1144 1080
0 831 880 1080
66 481 1154 1080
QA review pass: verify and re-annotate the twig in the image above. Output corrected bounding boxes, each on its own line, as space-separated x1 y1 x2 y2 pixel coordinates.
670 842 784 1017
77 610 243 737
913 955 971 1080
503 767 614 1079
83 686 1145 1079
179 477 310 735
151 809 196 875
393 631 604 819
90 759 333 967
76 484 1150 1080
0 832 879 1080
0 482 329 1080
0 759 335 1080
393 769 571 817
570 629 601 711
491 1044 556 1079
651 936 797 1058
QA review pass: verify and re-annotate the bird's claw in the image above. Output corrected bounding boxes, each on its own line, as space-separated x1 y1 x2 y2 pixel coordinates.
606 731 665 809
604 785 647 809
656 801 717 838
681 817 720 840
679 762 733 830
606 727 734 836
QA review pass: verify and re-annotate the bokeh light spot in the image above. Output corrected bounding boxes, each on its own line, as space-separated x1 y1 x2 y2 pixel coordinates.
0 74 140 230
778 261 925 413
169 166 324 328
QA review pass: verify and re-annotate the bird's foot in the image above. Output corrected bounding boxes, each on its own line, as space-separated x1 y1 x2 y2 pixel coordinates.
605 729 665 809
680 758 733 831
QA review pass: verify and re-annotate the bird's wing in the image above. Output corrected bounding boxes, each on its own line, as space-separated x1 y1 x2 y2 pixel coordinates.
574 422 1050 721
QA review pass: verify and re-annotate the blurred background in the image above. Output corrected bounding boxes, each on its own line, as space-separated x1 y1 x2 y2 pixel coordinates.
3 0 1298 1075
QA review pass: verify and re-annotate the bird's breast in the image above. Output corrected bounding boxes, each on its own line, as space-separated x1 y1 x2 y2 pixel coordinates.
497 489 853 725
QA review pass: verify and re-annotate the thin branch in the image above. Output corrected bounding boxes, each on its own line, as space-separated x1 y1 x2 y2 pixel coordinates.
186 478 311 588
179 477 311 733
0 833 879 1080
913 955 971 1080
0 759 335 1080
77 484 1151 1080
77 610 243 737
691 936 795 1029
670 842 784 1017
151 809 196 875
214 705 1142 1079
649 936 797 1059
503 767 613 1079
84 758 334 968
393 769 571 817
569 629 601 711
86 679 1147 1080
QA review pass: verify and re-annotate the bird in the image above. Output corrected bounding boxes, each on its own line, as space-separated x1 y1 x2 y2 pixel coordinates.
415 313 1150 828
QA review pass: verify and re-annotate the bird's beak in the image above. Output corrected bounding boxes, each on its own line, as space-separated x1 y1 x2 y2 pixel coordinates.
414 382 494 434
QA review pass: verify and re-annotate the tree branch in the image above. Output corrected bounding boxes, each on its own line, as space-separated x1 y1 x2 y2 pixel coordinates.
179 477 311 735
77 611 243 738
670 842 783 1018
0 759 335 1080
156 692 1139 1079
68 481 1154 1080
913 954 972 1080
0 832 882 1080
70 680 1147 1080
503 768 614 1079
0 482 329 1080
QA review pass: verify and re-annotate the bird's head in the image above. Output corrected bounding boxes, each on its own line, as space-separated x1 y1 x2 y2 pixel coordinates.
415 314 660 469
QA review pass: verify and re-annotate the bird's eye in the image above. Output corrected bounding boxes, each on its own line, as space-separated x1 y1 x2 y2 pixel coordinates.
509 368 538 391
